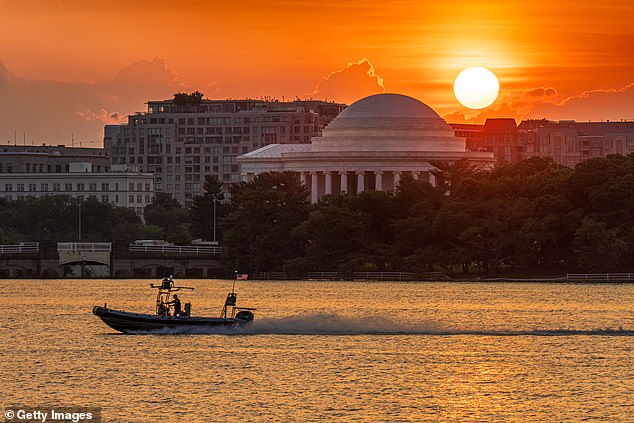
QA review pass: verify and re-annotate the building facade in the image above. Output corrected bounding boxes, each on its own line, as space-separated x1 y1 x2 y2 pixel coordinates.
238 94 496 203
105 98 346 206
0 145 152 218
0 168 154 217
0 144 110 174
452 119 634 166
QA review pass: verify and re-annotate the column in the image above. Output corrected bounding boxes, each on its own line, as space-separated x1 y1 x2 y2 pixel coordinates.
411 171 420 181
393 171 401 189
324 172 332 196
357 171 365 193
340 171 348 194
310 171 319 204
374 171 383 191
300 172 307 186
428 172 436 187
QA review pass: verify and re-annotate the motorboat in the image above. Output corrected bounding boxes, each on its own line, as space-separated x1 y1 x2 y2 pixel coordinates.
92 275 255 334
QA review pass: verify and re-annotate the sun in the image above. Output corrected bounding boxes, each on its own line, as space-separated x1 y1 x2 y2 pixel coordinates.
454 67 499 109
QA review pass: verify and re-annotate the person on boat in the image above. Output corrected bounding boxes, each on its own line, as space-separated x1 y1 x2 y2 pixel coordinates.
167 294 182 316
157 302 169 316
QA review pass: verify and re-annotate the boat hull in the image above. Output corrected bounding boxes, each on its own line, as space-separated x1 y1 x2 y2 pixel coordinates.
92 306 253 334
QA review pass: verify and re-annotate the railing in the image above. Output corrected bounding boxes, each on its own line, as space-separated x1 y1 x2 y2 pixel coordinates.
58 242 112 252
129 244 225 255
306 272 340 280
567 273 634 282
0 242 39 254
353 272 415 281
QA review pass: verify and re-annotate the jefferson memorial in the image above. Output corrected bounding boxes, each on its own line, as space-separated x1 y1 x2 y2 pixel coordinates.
238 93 495 203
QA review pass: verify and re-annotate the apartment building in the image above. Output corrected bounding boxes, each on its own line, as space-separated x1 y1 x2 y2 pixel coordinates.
105 97 346 206
452 119 634 166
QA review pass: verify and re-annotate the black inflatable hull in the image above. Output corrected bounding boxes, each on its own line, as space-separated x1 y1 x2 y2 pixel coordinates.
92 306 254 334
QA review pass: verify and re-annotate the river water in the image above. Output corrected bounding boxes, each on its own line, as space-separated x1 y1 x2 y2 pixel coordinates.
1 279 632 422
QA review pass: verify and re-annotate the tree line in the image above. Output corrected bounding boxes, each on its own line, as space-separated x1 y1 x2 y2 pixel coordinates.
2 154 634 275
221 155 634 275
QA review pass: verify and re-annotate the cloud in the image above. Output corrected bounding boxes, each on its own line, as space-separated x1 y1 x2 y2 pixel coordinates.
525 87 557 97
76 109 127 125
443 83 634 124
443 86 558 124
0 57 186 145
529 83 634 121
310 58 385 104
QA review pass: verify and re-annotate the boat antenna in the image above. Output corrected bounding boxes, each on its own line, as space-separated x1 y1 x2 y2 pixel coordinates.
232 270 238 293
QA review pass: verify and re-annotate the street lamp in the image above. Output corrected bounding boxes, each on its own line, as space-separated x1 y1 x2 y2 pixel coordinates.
213 198 217 244
78 202 82 241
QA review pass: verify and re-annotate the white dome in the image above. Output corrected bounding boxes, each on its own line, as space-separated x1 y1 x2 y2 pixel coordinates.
330 93 441 122
312 93 465 152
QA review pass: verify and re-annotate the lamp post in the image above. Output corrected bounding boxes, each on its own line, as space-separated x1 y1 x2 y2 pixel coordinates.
78 202 82 241
213 198 217 244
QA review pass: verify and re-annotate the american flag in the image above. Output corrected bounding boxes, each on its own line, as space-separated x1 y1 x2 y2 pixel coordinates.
236 273 249 280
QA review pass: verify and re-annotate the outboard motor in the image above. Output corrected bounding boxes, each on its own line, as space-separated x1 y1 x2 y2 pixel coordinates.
235 310 254 323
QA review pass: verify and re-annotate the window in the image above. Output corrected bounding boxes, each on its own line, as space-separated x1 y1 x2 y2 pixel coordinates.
101 183 109 191
17 184 25 192
89 183 97 191
53 183 60 192
77 183 85 192
129 195 134 203
101 195 109 203
4 184 12 192
129 183 134 191
65 183 72 192
40 183 48 192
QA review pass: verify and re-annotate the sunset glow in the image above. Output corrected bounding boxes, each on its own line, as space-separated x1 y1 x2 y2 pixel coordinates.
1 0 634 144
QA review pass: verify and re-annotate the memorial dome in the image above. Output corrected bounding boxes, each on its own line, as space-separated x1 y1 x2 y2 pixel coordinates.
312 93 465 152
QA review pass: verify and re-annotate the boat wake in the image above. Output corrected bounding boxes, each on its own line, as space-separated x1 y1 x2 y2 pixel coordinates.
124 313 633 336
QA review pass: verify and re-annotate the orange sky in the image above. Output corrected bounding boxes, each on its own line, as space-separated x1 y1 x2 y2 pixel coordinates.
1 0 634 144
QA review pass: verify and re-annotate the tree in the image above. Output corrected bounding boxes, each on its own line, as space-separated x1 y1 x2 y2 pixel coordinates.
191 175 225 241
287 197 366 272
573 217 627 271
143 193 190 241
172 91 204 106
222 172 310 272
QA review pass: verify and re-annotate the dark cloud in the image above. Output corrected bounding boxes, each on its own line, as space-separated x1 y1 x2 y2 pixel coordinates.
0 57 184 145
526 87 557 97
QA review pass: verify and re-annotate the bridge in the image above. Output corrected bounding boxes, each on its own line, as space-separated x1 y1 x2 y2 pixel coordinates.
0 241 226 278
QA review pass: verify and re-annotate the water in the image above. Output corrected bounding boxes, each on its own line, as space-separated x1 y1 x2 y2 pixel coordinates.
1 279 632 422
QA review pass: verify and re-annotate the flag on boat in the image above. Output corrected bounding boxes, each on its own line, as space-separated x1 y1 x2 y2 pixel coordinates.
236 273 249 280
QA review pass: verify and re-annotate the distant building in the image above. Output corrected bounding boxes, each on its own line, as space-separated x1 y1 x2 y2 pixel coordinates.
238 94 496 203
0 144 109 173
105 98 346 206
450 119 634 166
0 144 153 218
